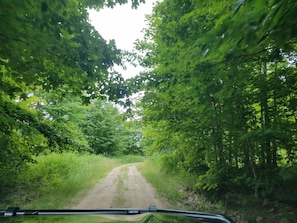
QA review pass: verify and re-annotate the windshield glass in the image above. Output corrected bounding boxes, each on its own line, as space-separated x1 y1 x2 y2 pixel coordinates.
1 0 296 223
0 214 212 223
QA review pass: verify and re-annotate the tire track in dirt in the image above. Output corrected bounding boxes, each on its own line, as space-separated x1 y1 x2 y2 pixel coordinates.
71 163 170 209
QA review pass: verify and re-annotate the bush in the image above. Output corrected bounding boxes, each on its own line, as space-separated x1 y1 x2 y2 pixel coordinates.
277 165 297 204
20 152 78 193
160 152 185 173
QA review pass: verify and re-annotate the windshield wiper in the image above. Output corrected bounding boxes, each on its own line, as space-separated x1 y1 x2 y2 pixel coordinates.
1 206 235 223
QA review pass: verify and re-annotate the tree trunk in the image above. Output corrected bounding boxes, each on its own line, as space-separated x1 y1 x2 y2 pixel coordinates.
260 61 271 171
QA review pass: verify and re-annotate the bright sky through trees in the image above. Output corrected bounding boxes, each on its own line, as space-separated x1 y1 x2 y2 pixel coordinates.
88 0 157 79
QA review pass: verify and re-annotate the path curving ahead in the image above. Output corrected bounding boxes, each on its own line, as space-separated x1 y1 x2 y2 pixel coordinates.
71 163 170 209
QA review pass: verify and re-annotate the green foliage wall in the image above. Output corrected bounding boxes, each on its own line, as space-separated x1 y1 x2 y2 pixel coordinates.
138 0 297 203
81 99 131 155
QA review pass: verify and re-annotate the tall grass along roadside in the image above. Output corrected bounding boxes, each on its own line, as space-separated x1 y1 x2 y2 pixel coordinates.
137 157 201 209
0 152 126 209
117 155 145 164
137 157 297 223
138 158 254 221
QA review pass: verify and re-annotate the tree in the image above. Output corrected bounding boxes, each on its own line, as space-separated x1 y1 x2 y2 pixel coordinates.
137 0 297 202
81 99 130 155
34 92 91 152
0 0 145 189
1 0 124 99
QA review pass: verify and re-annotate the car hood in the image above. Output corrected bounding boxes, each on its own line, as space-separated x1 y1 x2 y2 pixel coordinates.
0 206 235 223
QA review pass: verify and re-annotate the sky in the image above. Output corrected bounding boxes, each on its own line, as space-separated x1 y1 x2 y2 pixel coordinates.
88 0 157 79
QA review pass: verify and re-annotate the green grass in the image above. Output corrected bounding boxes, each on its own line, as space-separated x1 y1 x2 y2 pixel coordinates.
114 166 129 206
137 158 203 210
116 155 145 164
137 158 251 221
0 152 144 209
137 158 297 223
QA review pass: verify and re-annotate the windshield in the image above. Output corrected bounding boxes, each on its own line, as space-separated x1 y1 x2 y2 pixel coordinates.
1 207 234 223
1 0 297 223
0 214 214 223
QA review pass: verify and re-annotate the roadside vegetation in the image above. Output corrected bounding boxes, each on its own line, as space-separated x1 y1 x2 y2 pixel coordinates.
1 0 143 210
0 153 143 209
135 1 297 222
138 157 297 223
0 94 143 209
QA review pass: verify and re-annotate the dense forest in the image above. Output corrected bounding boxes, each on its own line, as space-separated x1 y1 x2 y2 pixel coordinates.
1 0 297 214
136 0 297 205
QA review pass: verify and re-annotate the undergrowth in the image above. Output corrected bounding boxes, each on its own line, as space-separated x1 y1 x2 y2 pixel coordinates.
137 156 199 209
138 157 297 223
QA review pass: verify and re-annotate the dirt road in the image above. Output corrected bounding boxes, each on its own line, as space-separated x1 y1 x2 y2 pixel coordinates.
72 163 171 209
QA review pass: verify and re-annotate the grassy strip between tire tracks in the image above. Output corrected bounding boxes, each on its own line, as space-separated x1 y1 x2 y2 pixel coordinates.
0 152 144 209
